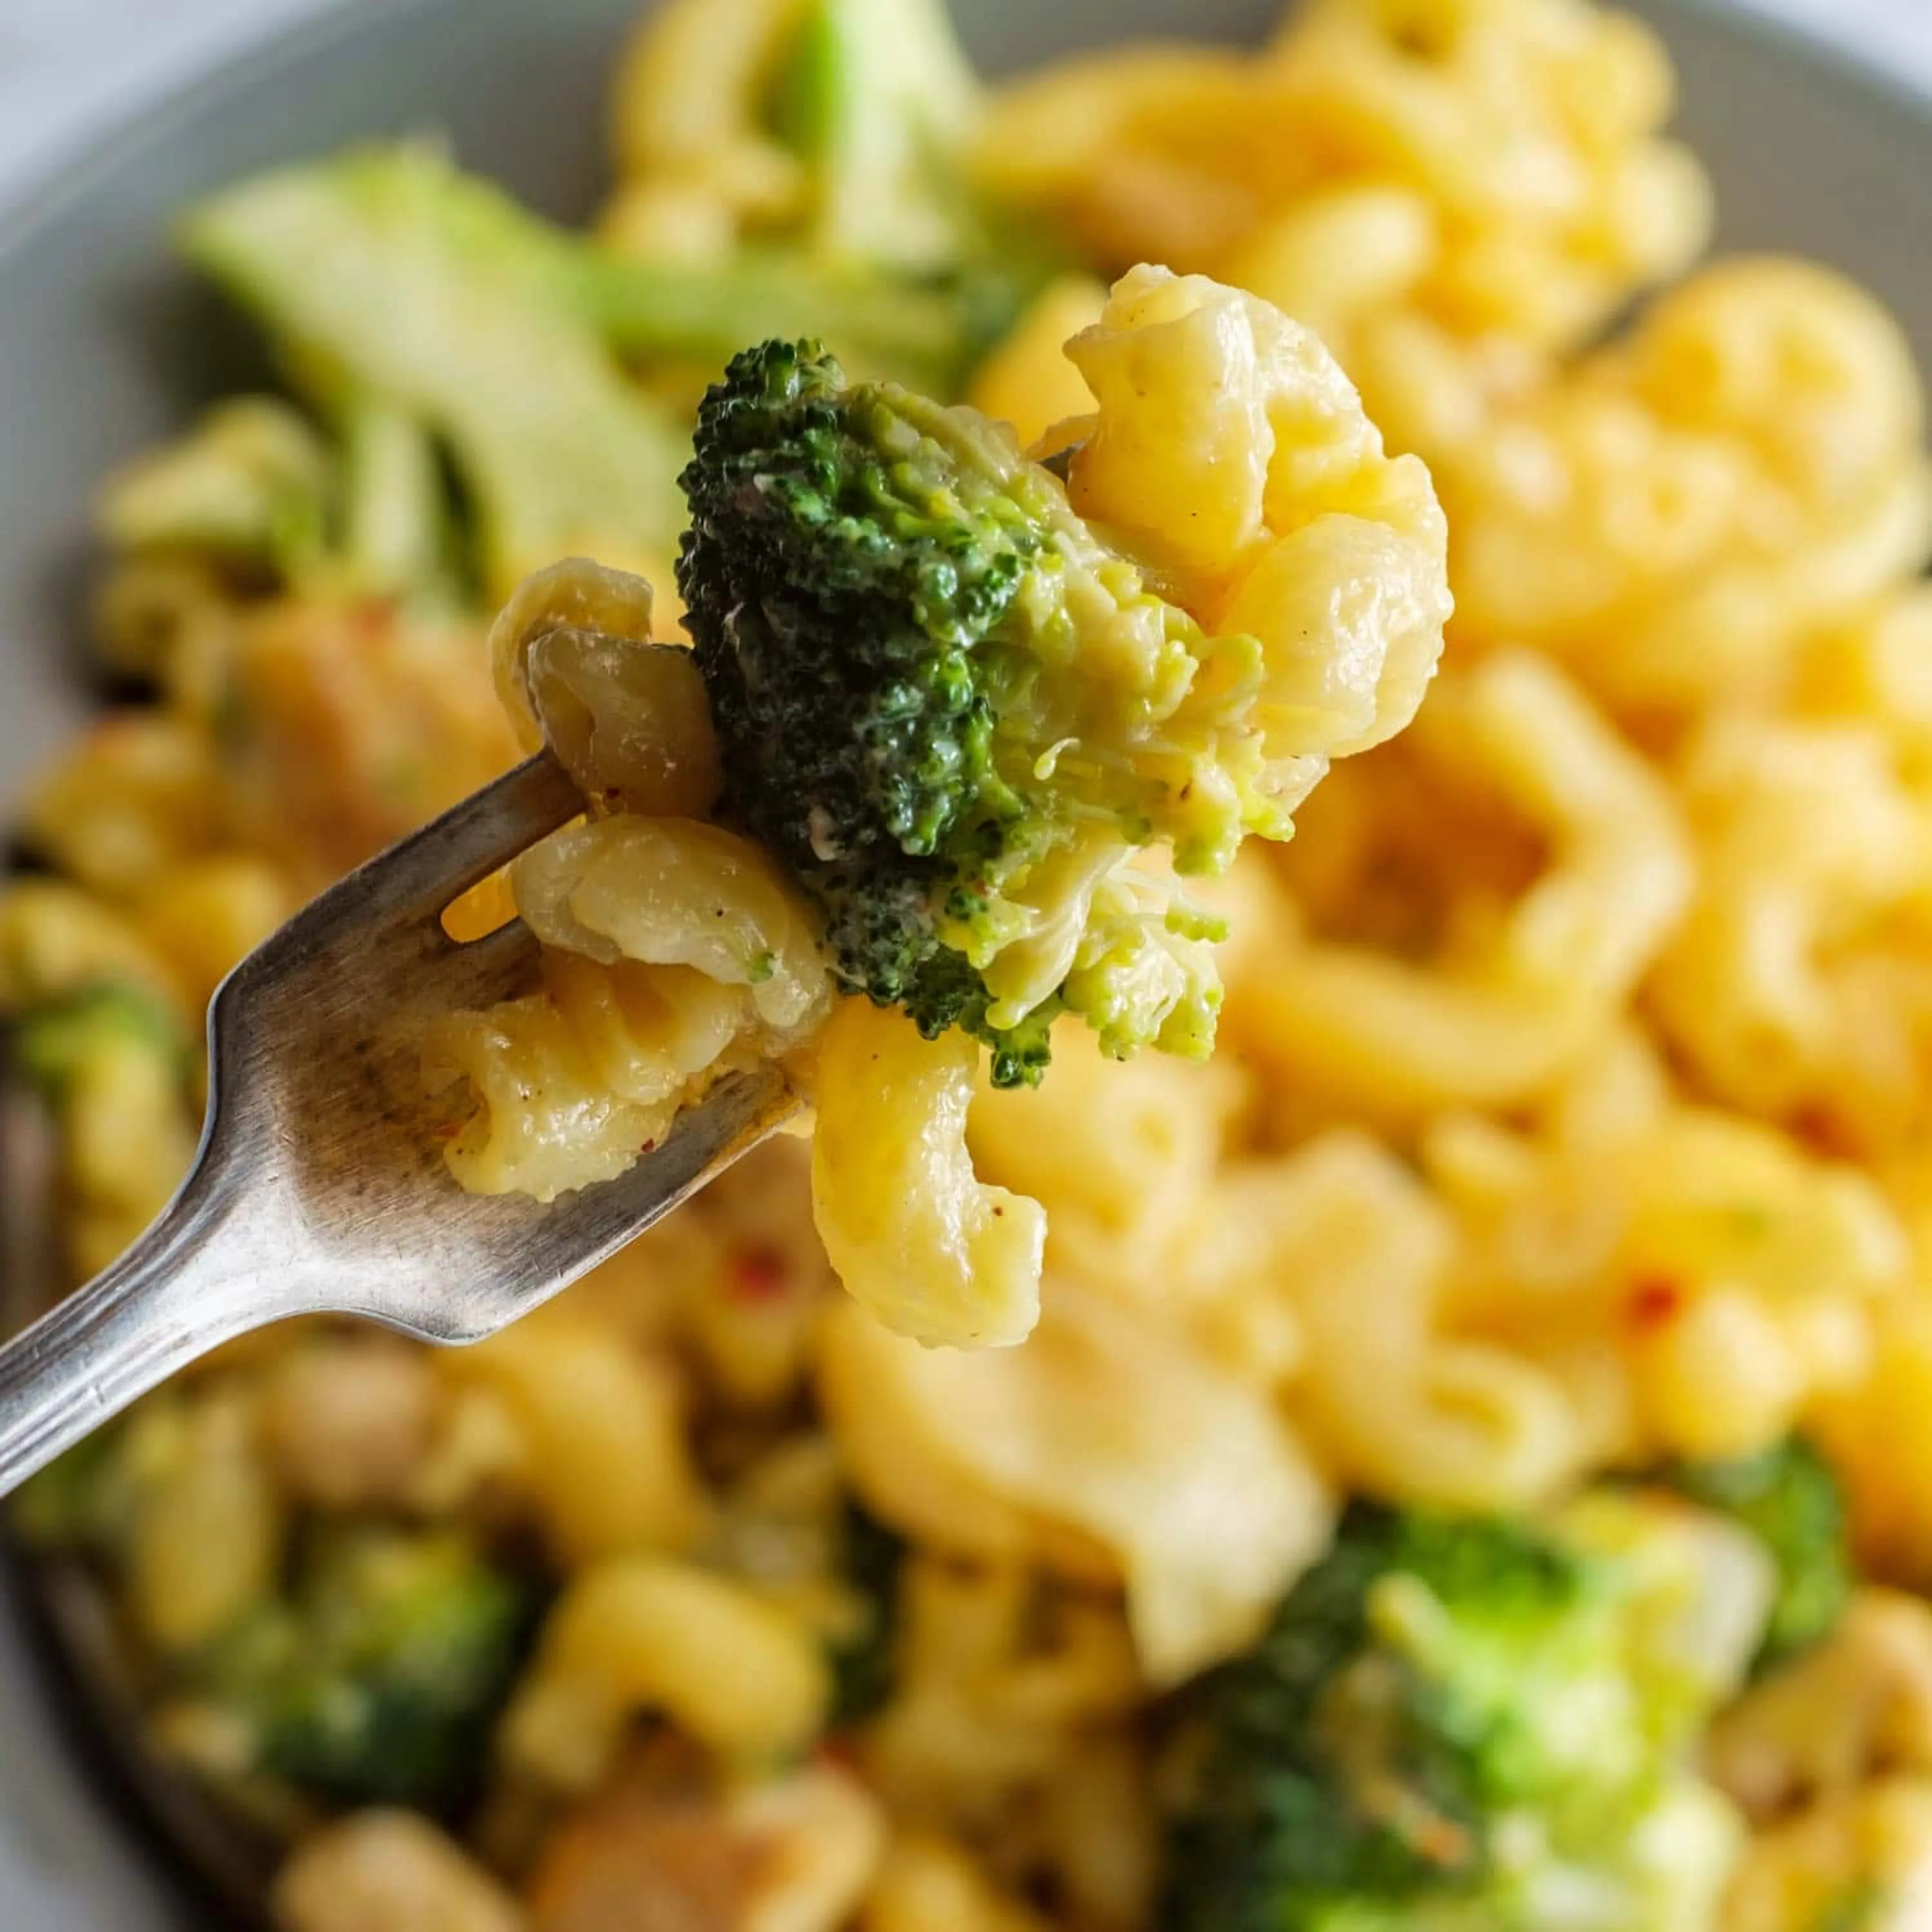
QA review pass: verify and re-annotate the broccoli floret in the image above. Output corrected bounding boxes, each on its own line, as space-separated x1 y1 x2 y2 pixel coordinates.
95 397 334 578
679 339 1249 1084
1653 1437 1852 1675
10 981 188 1106
828 1498 907 1727
199 1529 534 1812
1160 1497 1766 1932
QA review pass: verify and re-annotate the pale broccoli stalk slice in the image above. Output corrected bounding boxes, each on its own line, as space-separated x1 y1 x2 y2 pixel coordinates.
581 248 1017 396
181 148 1024 592
335 397 460 602
97 387 461 605
94 376 461 605
767 0 981 269
755 0 1057 369
181 147 690 598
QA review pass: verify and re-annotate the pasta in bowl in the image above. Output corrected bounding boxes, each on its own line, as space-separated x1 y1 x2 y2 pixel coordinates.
2 0 1932 1927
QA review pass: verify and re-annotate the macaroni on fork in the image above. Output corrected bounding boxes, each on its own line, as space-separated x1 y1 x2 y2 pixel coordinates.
433 265 1452 1350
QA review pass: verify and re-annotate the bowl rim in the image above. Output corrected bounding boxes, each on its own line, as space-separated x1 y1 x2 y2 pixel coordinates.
3 0 1930 267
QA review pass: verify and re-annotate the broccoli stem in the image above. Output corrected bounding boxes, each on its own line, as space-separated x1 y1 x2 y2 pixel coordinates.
572 249 1004 397
335 399 455 601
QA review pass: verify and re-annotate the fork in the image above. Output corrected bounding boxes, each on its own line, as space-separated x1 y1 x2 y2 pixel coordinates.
0 752 798 1497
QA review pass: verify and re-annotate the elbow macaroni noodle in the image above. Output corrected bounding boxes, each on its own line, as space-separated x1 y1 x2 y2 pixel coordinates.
499 1555 830 1793
978 0 1708 362
1233 647 1693 1118
1435 261 1932 722
811 1000 1049 1349
1709 1592 1932 1929
436 1313 711 1564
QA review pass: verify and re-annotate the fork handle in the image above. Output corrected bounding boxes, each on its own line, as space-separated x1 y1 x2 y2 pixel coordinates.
0 1172 305 1496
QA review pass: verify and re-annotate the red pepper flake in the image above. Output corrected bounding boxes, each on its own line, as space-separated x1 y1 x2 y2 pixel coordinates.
730 1243 790 1302
1627 1276 1683 1329
638 1139 657 1154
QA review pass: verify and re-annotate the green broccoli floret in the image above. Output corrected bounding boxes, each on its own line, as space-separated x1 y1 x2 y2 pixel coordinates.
828 1498 907 1727
198 1529 535 1812
1653 1436 1852 1675
1160 1496 1768 1932
95 397 334 578
10 981 188 1106
680 339 1260 1085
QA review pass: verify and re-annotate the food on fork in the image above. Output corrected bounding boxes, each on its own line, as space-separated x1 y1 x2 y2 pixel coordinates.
431 265 1451 1346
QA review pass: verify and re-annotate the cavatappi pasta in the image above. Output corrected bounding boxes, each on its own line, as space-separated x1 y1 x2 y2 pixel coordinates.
4 0 1932 1926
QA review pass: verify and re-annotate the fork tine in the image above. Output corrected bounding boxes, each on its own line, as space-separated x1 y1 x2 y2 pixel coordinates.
365 752 584 922
261 754 583 952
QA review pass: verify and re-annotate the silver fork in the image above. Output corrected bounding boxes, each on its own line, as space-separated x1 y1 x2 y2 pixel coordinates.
0 753 797 1496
